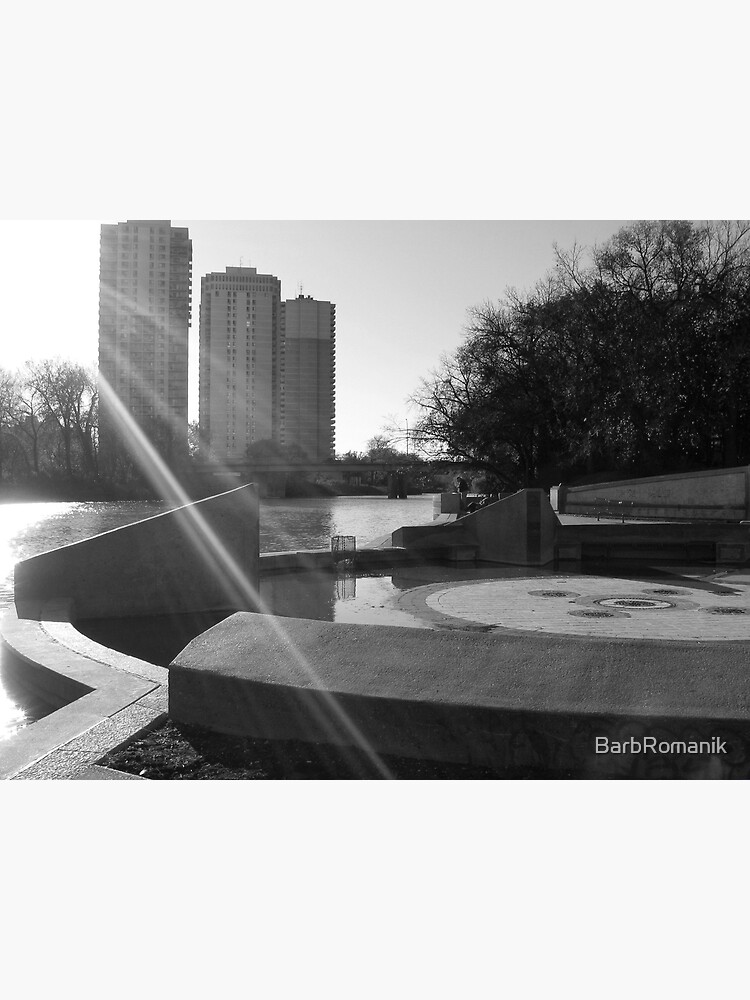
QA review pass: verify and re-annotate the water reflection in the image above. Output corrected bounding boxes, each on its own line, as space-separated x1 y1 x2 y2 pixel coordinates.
259 495 437 552
260 570 337 621
336 572 357 601
390 563 557 591
0 503 79 591
75 567 435 664
0 684 27 741
1 503 79 738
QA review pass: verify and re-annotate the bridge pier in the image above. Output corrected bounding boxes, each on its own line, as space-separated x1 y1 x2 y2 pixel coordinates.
387 472 408 499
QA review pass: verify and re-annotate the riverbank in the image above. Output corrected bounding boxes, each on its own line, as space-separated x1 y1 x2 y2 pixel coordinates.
277 480 389 498
0 478 393 503
0 479 406 505
0 479 159 503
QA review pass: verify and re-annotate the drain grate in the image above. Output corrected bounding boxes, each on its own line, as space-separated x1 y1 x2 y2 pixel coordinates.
647 589 682 596
707 607 747 615
528 589 578 599
612 599 655 608
597 597 674 610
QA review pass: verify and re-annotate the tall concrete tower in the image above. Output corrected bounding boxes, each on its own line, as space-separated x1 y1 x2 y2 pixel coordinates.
98 220 192 469
198 268 336 465
198 266 282 462
280 295 336 462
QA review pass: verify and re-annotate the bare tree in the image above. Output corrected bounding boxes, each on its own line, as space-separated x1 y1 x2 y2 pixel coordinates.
10 375 45 475
0 368 27 479
411 221 750 485
24 359 98 478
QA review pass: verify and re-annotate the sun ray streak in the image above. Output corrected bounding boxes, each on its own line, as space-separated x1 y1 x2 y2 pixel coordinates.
98 373 394 778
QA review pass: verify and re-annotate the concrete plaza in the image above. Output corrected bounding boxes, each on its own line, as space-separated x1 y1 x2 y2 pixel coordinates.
397 568 750 642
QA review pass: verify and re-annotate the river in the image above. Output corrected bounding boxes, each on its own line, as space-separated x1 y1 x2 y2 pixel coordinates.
0 494 438 739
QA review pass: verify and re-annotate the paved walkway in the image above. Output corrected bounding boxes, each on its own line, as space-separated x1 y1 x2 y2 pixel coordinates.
397 568 750 642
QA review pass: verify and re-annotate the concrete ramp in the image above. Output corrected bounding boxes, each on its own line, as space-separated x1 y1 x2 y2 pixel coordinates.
14 485 260 621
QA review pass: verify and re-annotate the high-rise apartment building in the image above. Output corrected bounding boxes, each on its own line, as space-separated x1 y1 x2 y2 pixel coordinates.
98 220 192 468
199 267 282 462
198 269 335 464
280 295 336 462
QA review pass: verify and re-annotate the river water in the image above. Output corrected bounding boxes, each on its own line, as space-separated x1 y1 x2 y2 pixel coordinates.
0 494 438 739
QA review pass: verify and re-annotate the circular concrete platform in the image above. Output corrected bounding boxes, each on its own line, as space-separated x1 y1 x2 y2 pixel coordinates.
397 572 750 641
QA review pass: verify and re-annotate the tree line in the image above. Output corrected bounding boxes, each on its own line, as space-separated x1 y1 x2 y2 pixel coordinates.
411 220 750 490
0 359 98 483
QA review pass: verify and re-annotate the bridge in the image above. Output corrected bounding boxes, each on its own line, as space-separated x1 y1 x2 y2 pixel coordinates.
195 458 466 477
193 458 467 498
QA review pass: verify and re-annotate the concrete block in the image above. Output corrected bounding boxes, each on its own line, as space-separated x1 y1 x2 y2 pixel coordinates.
469 489 557 565
445 545 479 562
393 489 558 566
550 484 567 513
716 543 750 564
556 543 582 561
439 493 462 515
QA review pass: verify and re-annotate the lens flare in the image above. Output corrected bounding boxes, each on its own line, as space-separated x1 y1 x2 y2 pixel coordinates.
98 370 394 778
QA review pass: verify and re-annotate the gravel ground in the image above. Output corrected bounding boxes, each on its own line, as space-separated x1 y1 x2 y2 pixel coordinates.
100 719 561 780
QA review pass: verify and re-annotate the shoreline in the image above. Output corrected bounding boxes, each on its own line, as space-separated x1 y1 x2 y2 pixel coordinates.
0 483 159 504
0 481 397 504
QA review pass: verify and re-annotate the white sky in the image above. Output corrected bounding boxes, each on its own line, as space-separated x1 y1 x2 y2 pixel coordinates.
2 7 742 457
0 219 629 453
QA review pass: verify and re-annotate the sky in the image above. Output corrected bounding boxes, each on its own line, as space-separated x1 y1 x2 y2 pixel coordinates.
0 219 629 455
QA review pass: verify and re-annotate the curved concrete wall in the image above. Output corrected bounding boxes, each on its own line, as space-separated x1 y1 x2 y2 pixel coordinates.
169 611 750 777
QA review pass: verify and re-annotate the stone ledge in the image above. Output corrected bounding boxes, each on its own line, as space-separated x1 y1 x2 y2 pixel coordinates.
12 703 168 779
260 550 335 573
1 608 164 779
